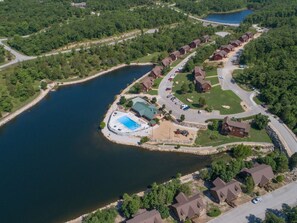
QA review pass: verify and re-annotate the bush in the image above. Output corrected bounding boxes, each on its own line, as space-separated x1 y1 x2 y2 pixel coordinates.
207 207 221 217
139 136 149 144
205 106 213 112
40 81 47 90
289 152 297 170
119 96 126 105
275 175 284 183
127 100 133 107
232 144 252 159
82 208 117 223
121 194 141 218
100 121 106 129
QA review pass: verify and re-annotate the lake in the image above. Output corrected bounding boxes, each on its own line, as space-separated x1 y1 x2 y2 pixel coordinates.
0 65 211 223
204 9 253 24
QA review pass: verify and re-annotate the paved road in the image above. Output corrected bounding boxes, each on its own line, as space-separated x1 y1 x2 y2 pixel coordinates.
0 28 158 70
158 43 297 155
209 181 297 223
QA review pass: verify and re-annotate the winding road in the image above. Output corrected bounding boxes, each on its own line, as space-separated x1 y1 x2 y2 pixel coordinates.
158 41 297 155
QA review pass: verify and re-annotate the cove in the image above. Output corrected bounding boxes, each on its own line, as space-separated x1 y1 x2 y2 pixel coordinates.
0 65 211 223
204 9 253 24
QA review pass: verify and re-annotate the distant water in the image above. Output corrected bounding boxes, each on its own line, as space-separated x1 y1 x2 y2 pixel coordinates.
204 9 253 24
0 65 211 223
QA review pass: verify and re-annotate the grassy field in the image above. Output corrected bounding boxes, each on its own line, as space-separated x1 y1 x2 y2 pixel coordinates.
195 126 272 147
153 77 163 89
133 52 164 63
147 89 158 95
172 72 244 114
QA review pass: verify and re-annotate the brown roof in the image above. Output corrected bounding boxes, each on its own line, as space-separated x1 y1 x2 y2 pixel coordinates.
223 117 250 133
141 76 154 90
241 163 275 186
192 39 201 45
246 32 254 38
214 50 228 58
126 209 162 223
193 66 205 78
151 66 163 77
172 192 205 220
203 35 210 41
229 40 242 46
239 34 249 42
161 57 172 67
220 44 234 51
195 76 211 86
170 51 181 57
211 177 242 203
180 45 191 51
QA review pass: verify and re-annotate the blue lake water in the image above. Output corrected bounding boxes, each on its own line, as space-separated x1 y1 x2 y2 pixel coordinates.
0 65 211 223
204 9 253 24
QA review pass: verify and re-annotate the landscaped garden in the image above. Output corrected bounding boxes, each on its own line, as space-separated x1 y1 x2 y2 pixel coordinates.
172 72 244 114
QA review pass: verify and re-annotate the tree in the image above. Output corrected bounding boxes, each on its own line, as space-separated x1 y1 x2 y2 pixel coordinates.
151 97 157 104
127 100 133 107
199 97 206 107
253 114 270 130
232 144 252 159
188 83 195 93
121 194 141 218
180 83 189 94
99 121 106 129
180 114 185 122
40 81 47 90
289 152 297 170
119 96 126 105
245 176 254 194
275 153 289 173
83 208 117 223
210 120 219 131
263 212 285 223
139 136 149 144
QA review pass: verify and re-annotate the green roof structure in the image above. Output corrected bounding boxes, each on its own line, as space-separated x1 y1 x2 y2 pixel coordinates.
132 102 158 121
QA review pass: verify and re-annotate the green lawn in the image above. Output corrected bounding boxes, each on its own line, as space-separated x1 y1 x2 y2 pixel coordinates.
147 89 158 95
172 73 244 114
153 77 163 89
133 52 164 63
206 76 219 85
195 127 272 147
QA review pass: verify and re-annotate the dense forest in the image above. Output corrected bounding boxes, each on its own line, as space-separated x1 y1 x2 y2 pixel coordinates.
0 0 154 37
236 0 297 134
0 46 5 63
8 7 186 55
0 23 214 116
174 0 248 16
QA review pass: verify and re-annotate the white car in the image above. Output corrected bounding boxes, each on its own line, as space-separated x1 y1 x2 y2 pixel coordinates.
219 76 223 79
252 197 263 204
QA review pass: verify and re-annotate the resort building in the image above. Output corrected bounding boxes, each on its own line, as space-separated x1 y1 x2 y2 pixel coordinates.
221 117 250 137
220 44 235 53
189 39 201 49
131 102 158 121
161 57 172 67
172 192 205 221
239 34 249 43
193 66 206 78
241 163 275 187
126 209 162 223
229 40 242 47
170 51 181 61
179 45 191 55
140 76 154 92
210 177 242 204
150 66 163 79
212 50 228 60
246 32 254 39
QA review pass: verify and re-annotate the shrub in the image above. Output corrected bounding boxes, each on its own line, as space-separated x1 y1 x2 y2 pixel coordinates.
207 207 221 217
82 208 117 223
275 175 284 183
40 81 47 90
119 96 126 105
289 152 297 170
100 121 106 129
127 100 133 107
232 144 252 159
139 136 149 144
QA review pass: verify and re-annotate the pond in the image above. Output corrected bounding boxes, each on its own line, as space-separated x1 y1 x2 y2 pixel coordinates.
0 65 211 223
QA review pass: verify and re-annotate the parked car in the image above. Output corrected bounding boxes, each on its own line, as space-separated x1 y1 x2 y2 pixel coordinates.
183 105 190 111
166 94 172 98
165 87 172 91
180 104 187 110
252 197 263 204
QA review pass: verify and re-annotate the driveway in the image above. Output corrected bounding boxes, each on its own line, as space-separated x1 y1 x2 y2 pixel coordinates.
209 181 297 223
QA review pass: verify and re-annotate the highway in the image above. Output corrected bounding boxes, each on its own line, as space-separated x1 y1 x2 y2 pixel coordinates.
209 181 297 223
158 42 297 155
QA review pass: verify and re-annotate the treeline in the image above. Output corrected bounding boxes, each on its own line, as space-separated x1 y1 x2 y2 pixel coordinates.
8 7 187 55
235 0 297 134
175 0 248 16
0 46 5 63
86 0 154 11
0 0 87 37
0 23 214 116
263 204 297 223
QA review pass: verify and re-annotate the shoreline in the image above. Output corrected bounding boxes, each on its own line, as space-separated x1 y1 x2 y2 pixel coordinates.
0 62 153 128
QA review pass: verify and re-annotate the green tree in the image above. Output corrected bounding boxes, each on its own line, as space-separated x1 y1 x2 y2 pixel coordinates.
199 97 206 107
289 152 297 170
245 176 254 194
180 83 189 94
263 212 285 223
232 144 252 159
127 100 133 107
119 96 126 105
121 194 141 218
189 83 195 93
253 114 270 130
180 114 185 122
151 97 157 104
83 208 117 223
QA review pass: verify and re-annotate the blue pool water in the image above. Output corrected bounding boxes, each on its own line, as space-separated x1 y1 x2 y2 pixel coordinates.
118 116 141 131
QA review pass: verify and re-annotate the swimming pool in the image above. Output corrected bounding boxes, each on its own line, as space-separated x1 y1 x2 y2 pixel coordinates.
117 115 141 131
